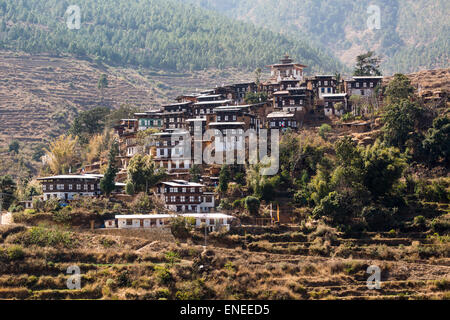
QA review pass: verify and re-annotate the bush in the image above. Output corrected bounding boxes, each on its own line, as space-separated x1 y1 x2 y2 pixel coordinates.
125 181 135 195
52 206 72 223
232 199 243 209
415 179 449 203
155 266 173 285
319 124 332 140
413 215 426 227
8 204 24 213
132 193 153 213
361 205 396 231
7 245 25 260
24 209 36 215
44 198 61 212
244 196 260 216
170 216 195 239
431 218 450 234
13 226 74 248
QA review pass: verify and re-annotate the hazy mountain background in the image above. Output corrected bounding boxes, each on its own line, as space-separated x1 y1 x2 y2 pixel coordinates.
184 0 449 74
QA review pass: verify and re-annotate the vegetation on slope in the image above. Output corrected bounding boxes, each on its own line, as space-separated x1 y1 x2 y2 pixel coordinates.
0 0 342 73
187 0 450 73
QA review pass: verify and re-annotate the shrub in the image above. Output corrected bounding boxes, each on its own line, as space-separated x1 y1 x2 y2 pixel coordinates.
232 199 243 209
125 181 135 195
44 198 61 212
155 266 173 285
175 280 207 300
132 193 153 213
14 226 74 248
8 204 24 213
413 215 426 227
362 205 395 231
415 179 449 203
52 206 72 223
165 251 180 267
170 216 195 239
431 218 450 234
117 270 131 287
244 196 260 216
7 245 25 260
319 124 332 140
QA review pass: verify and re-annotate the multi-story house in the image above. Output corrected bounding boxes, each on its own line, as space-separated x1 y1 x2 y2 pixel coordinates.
160 102 193 130
306 75 337 100
266 111 298 131
154 180 215 213
135 110 164 131
150 130 192 176
344 76 383 97
37 174 103 201
192 99 232 119
266 54 307 83
273 87 314 113
322 93 349 117
114 119 139 170
215 82 257 104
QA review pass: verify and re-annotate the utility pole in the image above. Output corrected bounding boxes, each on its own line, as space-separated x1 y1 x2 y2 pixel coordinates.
204 213 207 248
0 193 4 225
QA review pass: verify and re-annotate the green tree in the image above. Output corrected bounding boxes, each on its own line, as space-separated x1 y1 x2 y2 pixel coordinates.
98 73 108 100
382 100 424 150
127 154 166 193
334 72 341 93
384 73 415 104
0 175 17 210
244 91 268 104
218 165 231 193
422 116 450 166
125 180 135 195
318 124 332 140
189 164 202 183
69 107 111 143
244 196 260 216
8 140 20 153
100 139 119 196
254 67 262 87
353 51 382 76
360 141 407 199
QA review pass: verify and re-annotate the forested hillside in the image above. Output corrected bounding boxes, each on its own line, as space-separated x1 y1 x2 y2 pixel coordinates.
0 0 342 73
186 0 449 74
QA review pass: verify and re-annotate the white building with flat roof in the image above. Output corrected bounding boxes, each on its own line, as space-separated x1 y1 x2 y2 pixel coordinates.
114 213 234 231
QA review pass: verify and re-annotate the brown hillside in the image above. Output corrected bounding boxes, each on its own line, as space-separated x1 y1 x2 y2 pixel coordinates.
0 51 253 177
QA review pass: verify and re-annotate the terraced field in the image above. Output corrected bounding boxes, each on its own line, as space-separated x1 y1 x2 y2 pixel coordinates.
0 51 253 177
0 217 448 300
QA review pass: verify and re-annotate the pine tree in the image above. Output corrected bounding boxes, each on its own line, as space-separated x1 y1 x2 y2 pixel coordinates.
100 139 119 196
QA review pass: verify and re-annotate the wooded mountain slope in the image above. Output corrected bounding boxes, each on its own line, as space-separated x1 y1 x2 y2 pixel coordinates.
186 0 449 74
0 0 342 73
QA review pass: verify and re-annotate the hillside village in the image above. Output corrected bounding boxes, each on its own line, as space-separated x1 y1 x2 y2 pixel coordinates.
20 54 445 226
0 52 449 300
23 56 379 223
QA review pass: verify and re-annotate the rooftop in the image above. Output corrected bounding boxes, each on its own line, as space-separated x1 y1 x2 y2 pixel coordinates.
161 180 205 187
193 99 232 106
208 122 246 126
115 213 234 220
351 76 384 80
37 174 104 181
322 93 348 98
267 112 295 119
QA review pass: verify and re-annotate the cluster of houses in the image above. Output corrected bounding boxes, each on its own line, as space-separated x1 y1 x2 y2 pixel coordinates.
33 55 383 231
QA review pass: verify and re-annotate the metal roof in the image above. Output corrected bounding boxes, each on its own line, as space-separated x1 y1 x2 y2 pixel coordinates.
37 174 103 180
